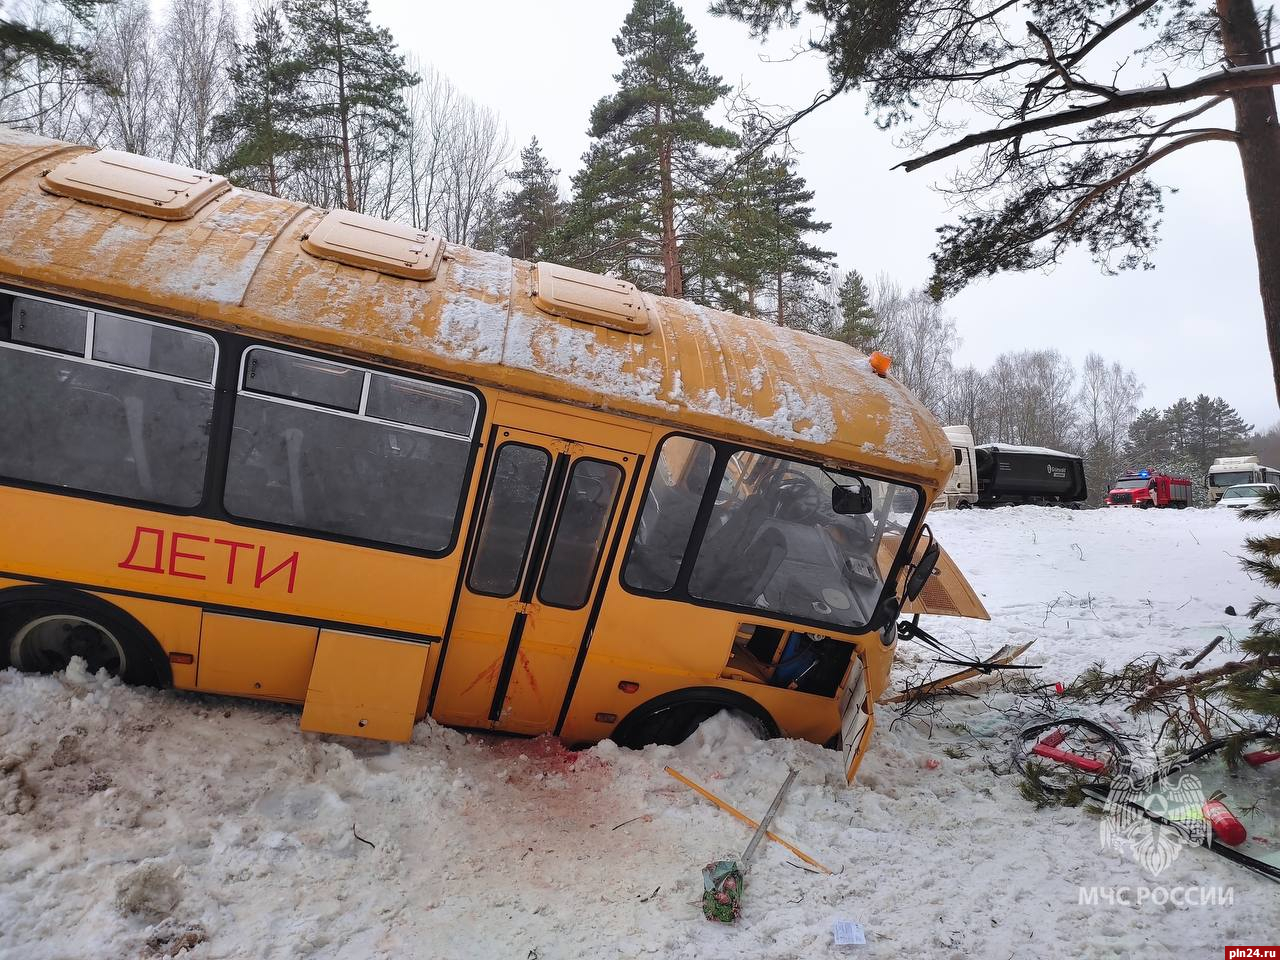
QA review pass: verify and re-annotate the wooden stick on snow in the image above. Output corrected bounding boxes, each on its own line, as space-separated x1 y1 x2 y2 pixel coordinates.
663 766 833 875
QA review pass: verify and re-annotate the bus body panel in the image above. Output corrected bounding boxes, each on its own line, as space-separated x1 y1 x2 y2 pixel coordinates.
196 612 318 702
0 485 461 641
301 630 432 741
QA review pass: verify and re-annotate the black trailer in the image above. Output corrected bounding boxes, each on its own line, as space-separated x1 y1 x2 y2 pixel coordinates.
975 444 1088 507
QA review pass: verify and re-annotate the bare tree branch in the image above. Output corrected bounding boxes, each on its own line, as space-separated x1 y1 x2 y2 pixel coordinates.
1026 21 1120 100
898 62 1280 172
1054 129 1238 234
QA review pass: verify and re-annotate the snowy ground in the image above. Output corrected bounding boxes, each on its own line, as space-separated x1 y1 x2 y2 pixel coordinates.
0 506 1275 959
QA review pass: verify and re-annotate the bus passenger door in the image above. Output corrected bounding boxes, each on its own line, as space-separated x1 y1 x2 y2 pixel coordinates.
431 426 635 735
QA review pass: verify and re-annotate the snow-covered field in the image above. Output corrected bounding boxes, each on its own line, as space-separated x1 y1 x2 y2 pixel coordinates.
0 506 1274 959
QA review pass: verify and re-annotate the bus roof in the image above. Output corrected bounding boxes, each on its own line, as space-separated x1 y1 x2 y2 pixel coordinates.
0 127 950 488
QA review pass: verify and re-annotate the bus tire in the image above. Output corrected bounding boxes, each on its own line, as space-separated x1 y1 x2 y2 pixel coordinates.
0 587 169 687
611 687 779 749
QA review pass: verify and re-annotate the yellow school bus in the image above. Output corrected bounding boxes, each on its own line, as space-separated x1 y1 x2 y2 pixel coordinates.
0 129 987 780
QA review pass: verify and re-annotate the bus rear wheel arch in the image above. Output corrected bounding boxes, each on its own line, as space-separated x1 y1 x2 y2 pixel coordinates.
610 687 779 749
0 586 170 687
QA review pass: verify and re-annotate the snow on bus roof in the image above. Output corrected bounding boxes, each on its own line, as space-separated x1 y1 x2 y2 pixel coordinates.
0 129 950 485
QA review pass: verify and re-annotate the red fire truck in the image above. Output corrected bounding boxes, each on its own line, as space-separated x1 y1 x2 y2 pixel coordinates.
1105 470 1192 508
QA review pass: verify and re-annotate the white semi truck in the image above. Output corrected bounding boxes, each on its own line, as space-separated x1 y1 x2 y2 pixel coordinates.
1207 455 1280 504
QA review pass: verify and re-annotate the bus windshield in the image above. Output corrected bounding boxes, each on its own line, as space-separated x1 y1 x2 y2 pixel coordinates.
624 438 920 632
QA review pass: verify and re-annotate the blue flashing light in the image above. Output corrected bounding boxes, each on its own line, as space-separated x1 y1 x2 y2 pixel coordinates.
1139 470 1150 478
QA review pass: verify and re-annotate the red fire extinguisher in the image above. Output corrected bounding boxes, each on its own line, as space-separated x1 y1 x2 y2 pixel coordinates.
1202 795 1247 846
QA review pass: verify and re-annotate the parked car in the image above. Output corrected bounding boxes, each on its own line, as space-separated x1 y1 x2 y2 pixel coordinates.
1215 483 1279 510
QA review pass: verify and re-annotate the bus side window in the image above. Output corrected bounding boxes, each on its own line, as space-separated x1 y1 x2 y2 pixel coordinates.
622 436 715 593
224 347 478 553
0 295 216 507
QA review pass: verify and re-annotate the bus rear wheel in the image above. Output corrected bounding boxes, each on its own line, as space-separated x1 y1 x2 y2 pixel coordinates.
0 597 165 686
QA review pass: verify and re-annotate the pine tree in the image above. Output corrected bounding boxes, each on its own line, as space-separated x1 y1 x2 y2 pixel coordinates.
469 186 504 254
1228 496 1280 747
683 152 776 315
679 151 832 323
498 138 564 262
1 0 113 82
1164 398 1194 455
563 0 735 296
1187 394 1253 473
283 0 416 212
833 270 881 350
755 156 833 328
211 3 305 196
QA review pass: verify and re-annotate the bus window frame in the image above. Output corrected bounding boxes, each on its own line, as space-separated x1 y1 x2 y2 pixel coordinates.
464 440 554 600
0 286 220 508
535 456 626 612
235 344 480 443
618 431 927 638
224 345 483 557
0 284 486 559
2 287 220 384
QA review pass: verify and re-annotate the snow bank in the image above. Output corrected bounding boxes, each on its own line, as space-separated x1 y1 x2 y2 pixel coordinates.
0 507 1274 958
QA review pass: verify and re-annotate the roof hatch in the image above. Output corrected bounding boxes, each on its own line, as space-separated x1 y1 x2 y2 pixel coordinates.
301 210 445 281
39 149 230 220
531 261 654 335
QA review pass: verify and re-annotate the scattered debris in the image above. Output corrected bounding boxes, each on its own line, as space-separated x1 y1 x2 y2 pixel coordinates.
144 919 207 958
881 641 1037 704
611 815 649 831
664 766 831 874
115 862 182 920
0 755 34 815
1180 635 1224 670
832 918 866 946
700 768 798 923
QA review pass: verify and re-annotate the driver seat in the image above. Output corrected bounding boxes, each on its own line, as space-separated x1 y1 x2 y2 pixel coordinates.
692 494 770 595
717 527 787 605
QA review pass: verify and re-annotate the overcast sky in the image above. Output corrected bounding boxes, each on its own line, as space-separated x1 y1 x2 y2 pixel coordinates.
369 0 1278 430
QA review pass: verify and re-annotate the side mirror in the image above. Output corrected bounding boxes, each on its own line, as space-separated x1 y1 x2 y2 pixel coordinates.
905 540 940 601
832 482 873 515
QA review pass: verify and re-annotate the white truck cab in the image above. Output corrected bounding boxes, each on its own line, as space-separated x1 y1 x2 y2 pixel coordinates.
933 425 978 510
1207 455 1280 504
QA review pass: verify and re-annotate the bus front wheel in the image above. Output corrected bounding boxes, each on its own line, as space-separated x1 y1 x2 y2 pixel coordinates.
612 689 778 749
0 593 168 686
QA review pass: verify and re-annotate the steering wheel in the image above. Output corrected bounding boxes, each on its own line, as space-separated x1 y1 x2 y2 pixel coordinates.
775 470 820 522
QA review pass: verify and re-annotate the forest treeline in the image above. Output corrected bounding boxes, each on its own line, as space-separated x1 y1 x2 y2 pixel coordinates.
0 0 1269 501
